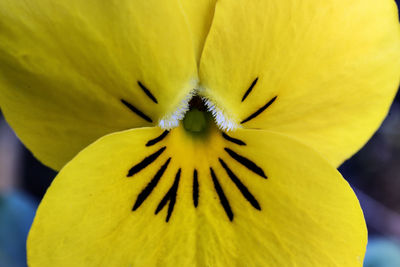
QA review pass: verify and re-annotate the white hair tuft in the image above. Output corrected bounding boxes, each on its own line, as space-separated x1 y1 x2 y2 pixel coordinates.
158 89 197 130
202 97 240 131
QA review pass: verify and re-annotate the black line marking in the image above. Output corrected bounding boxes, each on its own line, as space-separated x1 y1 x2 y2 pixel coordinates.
121 99 153 123
127 147 166 177
155 191 170 216
242 77 258 102
210 167 234 221
240 96 277 124
132 158 171 211
146 131 169 147
155 169 181 222
138 81 158 104
219 158 261 210
224 148 267 179
166 169 181 222
193 169 199 208
222 132 246 146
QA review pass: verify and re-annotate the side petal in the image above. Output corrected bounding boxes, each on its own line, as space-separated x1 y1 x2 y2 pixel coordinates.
199 0 400 166
0 0 199 170
28 126 367 266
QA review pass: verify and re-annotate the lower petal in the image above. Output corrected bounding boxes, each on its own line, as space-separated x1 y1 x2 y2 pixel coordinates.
28 126 367 266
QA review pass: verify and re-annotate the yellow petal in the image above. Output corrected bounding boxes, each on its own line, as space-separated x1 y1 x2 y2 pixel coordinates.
199 0 400 166
0 0 199 170
28 126 366 266
179 0 217 63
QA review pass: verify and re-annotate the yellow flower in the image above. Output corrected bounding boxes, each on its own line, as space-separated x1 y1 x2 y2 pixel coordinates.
0 0 399 266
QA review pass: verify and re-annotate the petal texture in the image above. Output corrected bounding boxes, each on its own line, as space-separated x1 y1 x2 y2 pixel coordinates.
179 0 217 63
199 0 400 166
0 0 200 170
28 126 366 266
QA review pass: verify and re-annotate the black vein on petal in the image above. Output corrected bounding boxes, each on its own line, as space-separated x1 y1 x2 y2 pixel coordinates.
224 148 267 179
193 169 199 208
138 81 158 104
241 77 258 102
146 131 169 147
121 99 153 123
222 132 246 146
219 158 261 210
127 147 166 177
132 157 171 211
210 167 234 221
155 168 181 222
241 96 277 124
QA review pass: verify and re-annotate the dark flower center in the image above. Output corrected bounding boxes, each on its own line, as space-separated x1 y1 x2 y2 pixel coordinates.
183 96 212 135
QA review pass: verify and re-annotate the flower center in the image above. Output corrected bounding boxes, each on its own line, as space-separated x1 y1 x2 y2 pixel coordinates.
182 96 212 136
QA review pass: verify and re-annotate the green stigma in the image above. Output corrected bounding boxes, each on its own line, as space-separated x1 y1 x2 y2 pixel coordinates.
183 109 208 133
182 96 213 137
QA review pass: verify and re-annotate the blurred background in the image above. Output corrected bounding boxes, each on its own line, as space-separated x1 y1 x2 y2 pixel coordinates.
0 2 400 267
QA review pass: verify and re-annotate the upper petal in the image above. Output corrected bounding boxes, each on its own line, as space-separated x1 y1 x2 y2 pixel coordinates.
28 126 366 266
0 0 203 170
199 0 400 166
179 0 217 63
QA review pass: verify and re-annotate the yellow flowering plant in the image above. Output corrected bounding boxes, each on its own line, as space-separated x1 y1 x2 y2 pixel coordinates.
0 0 400 266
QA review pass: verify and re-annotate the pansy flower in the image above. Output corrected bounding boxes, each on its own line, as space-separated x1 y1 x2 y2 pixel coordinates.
1 0 400 266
